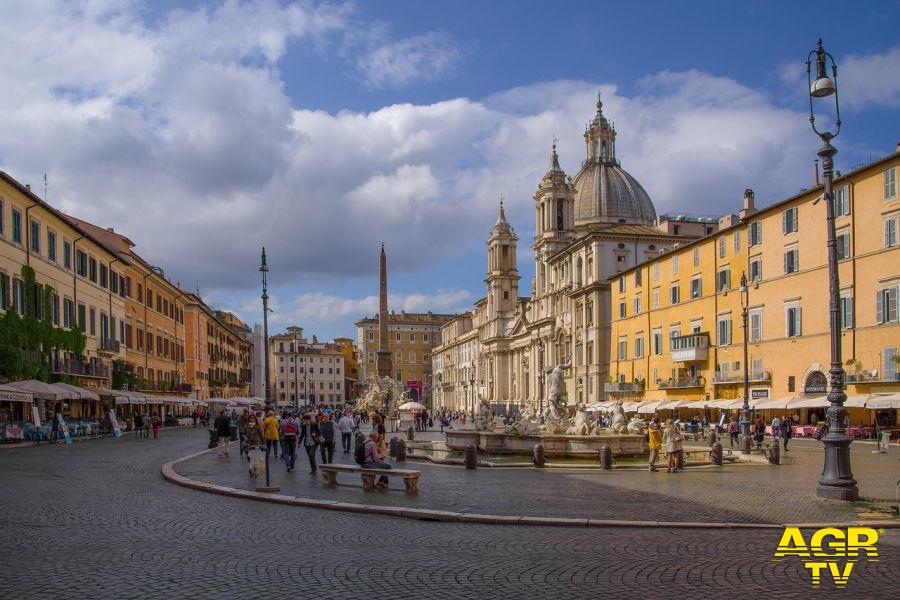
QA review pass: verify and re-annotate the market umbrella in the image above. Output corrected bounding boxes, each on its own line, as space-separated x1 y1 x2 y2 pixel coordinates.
398 401 426 411
866 393 900 410
0 384 34 403
52 382 100 401
7 380 75 401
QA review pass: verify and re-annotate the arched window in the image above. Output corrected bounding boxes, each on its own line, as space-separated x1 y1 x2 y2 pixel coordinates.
576 257 583 285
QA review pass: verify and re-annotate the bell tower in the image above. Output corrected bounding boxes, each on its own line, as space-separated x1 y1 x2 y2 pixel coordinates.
485 196 519 322
533 142 575 297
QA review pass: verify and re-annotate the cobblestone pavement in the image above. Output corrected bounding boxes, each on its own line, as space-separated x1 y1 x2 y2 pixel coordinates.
177 429 900 525
0 428 896 599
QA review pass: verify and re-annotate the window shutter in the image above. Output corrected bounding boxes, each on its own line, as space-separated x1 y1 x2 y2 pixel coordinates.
796 308 802 336
784 252 788 274
782 212 787 235
876 291 884 324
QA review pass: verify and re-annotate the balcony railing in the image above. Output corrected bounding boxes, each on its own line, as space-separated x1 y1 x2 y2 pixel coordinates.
100 338 121 353
712 370 772 385
51 359 110 379
658 377 705 389
847 371 900 384
605 381 645 393
670 333 709 362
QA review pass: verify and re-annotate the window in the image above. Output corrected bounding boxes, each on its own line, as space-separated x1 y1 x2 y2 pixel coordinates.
885 167 897 200
12 209 22 244
76 250 87 276
396 333 401 342
782 207 798 234
733 230 741 253
51 293 59 325
717 268 731 292
748 221 762 247
0 274 8 311
833 185 850 217
634 337 644 358
99 263 108 288
718 236 726 258
633 294 641 315
110 271 118 294
89 307 96 336
693 247 700 267
876 287 898 324
47 231 56 262
670 284 680 305
64 240 72 269
784 248 799 274
0 199 3 235
672 255 679 274
634 269 642 287
690 277 702 299
885 348 898 380
617 339 627 360
749 308 763 342
77 303 86 332
63 298 74 329
786 306 802 337
836 233 851 260
652 263 659 281
653 330 662 355
749 257 762 283
88 257 97 283
12 278 24 314
618 276 625 293
30 220 40 253
717 317 731 346
618 301 626 319
840 295 853 329
424 333 429 342
885 217 897 248
652 288 659 309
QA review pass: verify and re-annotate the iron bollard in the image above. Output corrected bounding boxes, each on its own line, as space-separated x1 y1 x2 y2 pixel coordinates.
465 444 477 469
707 429 717 447
711 442 723 466
407 425 415 441
533 443 545 468
389 436 398 458
768 439 781 465
599 445 612 470
396 438 407 461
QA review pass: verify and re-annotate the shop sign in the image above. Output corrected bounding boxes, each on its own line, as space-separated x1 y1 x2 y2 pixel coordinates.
804 371 828 394
109 409 121 438
56 412 72 444
751 389 770 399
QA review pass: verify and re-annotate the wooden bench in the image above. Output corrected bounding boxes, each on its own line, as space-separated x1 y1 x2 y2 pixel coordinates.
320 464 421 493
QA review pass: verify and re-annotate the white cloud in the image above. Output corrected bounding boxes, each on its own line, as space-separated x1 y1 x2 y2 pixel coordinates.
268 289 473 325
358 31 463 88
839 45 900 111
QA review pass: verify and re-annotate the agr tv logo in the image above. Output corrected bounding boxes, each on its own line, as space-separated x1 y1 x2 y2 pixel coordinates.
774 526 881 588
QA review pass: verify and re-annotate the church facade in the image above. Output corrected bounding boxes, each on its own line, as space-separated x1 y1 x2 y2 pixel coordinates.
432 95 696 413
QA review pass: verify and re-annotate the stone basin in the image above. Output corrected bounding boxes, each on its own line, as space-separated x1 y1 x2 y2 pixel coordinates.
444 429 647 457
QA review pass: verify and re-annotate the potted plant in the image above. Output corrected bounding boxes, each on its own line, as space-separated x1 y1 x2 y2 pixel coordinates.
892 354 900 380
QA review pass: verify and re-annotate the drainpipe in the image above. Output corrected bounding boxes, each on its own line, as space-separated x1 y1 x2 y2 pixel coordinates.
24 202 37 268
143 272 150 385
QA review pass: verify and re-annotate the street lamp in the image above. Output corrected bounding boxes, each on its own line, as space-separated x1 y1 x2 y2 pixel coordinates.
805 38 857 501
257 247 278 493
739 272 751 454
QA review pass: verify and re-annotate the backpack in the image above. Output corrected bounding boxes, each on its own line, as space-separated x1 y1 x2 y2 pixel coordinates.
283 420 297 437
354 436 367 466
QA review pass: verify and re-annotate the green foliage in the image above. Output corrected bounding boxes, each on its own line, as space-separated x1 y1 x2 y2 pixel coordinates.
0 265 87 382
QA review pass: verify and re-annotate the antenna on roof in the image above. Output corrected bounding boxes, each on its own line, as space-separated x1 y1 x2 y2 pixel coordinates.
43 173 48 201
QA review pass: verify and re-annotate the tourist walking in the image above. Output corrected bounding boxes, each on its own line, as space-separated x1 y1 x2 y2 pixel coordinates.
319 413 336 465
280 412 300 472
214 410 231 458
753 418 765 450
298 414 321 474
371 413 388 458
663 419 683 473
134 412 144 440
727 417 739 449
237 409 249 456
362 431 391 488
191 410 198 428
780 414 792 451
647 416 663 472
263 410 280 459
242 413 265 477
338 411 354 453
151 415 160 440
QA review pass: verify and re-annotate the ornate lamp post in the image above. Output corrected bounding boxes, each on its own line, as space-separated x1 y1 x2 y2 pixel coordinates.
739 272 751 454
256 247 278 493
805 38 857 500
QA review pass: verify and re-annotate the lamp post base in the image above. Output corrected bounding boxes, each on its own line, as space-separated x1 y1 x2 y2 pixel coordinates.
817 431 858 501
740 435 751 454
255 485 281 493
815 484 858 501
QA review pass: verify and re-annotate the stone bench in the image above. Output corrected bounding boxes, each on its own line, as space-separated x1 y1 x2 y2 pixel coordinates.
320 464 421 493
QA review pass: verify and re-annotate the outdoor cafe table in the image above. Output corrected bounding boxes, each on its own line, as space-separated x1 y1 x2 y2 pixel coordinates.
793 426 816 437
3 426 23 441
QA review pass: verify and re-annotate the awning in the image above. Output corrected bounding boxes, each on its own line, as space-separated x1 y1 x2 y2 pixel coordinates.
708 399 738 409
788 396 829 409
97 388 131 404
637 401 662 414
867 393 900 410
683 400 709 409
621 401 642 413
51 382 100 401
7 380 75 401
753 397 794 410
844 395 869 408
0 384 33 403
398 401 426 411
584 403 607 411
657 400 686 411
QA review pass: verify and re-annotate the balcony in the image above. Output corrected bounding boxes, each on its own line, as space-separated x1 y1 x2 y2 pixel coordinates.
712 370 772 385
99 338 121 354
670 333 709 363
658 377 705 390
605 381 645 394
51 358 110 379
846 371 900 384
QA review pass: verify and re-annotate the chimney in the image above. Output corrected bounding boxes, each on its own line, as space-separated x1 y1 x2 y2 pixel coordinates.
25 184 31 191
814 160 820 186
739 188 756 221
107 227 115 233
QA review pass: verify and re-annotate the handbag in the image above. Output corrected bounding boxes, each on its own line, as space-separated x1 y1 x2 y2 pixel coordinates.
316 435 326 444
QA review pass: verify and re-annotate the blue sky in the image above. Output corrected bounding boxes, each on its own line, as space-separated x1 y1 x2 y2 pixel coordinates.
0 0 898 341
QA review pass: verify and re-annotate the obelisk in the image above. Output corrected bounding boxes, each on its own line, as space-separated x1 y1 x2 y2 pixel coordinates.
376 243 393 378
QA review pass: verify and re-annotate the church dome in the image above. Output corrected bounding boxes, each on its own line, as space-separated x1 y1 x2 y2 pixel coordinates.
572 94 657 227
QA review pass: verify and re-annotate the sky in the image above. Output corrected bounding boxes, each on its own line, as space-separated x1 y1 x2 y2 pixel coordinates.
1 0 898 340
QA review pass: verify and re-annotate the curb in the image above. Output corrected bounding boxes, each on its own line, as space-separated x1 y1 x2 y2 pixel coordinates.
161 449 900 530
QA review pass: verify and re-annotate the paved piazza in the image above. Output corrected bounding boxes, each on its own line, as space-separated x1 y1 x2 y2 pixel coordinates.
0 428 897 598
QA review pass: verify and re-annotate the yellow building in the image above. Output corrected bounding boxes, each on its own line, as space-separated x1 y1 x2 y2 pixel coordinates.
184 295 251 400
0 171 128 400
609 149 900 425
333 336 361 401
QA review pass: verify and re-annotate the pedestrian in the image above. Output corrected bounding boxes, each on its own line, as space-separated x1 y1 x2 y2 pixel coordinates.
727 417 739 449
647 416 663 472
362 431 391 489
780 414 792 451
338 411 354 453
753 418 765 450
263 410 280 459
237 409 249 456
134 412 144 440
191 410 198 428
663 419 683 473
242 413 265 477
771 415 782 441
214 410 231 458
371 413 388 458
144 414 151 439
280 411 300 472
151 415 160 440
298 413 321 474
319 412 336 465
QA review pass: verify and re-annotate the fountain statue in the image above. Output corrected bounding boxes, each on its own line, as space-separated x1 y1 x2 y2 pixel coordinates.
566 401 601 436
626 414 647 435
473 400 496 432
607 400 628 434
543 361 571 420
356 375 405 416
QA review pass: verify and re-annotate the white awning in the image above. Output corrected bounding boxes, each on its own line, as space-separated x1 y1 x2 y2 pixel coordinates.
51 382 100 401
657 400 686 411
788 396 829 409
844 395 868 408
637 401 662 414
621 401 642 413
682 400 709 409
0 384 33 403
7 380 75 401
867 393 900 410
753 396 794 410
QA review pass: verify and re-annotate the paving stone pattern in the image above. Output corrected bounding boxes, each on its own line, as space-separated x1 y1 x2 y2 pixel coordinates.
0 428 896 598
